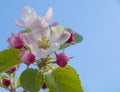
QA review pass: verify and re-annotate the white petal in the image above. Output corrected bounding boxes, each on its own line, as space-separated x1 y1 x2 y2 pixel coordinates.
30 44 48 58
44 7 53 22
50 32 61 43
20 33 36 45
32 28 50 40
46 43 60 55
41 18 49 28
22 6 37 22
25 17 41 29
23 17 50 39
29 18 49 31
31 18 50 39
53 31 70 44
50 26 64 33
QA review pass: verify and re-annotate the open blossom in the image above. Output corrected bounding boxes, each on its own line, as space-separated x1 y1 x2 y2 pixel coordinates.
19 50 35 65
18 6 70 58
15 6 53 29
7 32 24 49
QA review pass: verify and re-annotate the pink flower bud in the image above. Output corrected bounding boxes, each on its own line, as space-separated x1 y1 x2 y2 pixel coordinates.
42 83 47 89
6 66 17 74
2 78 10 87
56 52 69 67
7 32 24 49
66 30 75 43
19 50 35 65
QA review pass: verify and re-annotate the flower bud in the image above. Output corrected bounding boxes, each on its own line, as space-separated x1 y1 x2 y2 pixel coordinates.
6 66 17 74
66 30 75 43
2 78 10 87
19 50 35 65
42 83 47 89
7 32 24 49
56 52 69 67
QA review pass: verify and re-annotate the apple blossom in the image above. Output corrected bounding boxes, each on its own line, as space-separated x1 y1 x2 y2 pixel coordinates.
56 52 70 67
7 32 24 49
18 6 70 58
0 5 83 92
15 6 53 29
20 30 70 58
19 50 35 65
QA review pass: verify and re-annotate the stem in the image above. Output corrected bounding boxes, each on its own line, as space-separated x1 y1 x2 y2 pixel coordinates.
36 60 41 70
47 65 54 70
11 85 15 92
46 61 56 64
10 74 16 92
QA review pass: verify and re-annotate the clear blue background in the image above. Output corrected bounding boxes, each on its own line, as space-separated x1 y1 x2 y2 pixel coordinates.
0 0 120 92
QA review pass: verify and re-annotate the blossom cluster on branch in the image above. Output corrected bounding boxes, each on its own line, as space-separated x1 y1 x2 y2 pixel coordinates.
0 6 83 92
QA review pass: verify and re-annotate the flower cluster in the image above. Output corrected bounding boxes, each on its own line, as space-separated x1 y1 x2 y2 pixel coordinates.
0 6 83 92
7 6 75 68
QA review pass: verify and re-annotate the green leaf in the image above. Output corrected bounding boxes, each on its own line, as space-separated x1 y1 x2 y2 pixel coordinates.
17 77 21 87
20 68 43 92
0 48 21 73
22 28 32 33
60 32 83 50
45 65 83 92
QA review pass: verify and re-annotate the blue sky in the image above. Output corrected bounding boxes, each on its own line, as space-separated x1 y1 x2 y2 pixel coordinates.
0 0 120 92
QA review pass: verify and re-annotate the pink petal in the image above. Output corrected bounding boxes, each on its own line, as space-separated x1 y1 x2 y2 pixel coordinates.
15 20 26 28
7 32 24 49
49 21 59 28
44 7 53 22
19 50 35 65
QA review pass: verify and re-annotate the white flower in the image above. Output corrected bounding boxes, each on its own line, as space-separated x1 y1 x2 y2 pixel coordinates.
19 6 70 58
15 6 52 29
20 28 70 58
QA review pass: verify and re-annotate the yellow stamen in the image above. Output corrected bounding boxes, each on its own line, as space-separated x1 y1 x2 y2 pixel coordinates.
38 38 50 49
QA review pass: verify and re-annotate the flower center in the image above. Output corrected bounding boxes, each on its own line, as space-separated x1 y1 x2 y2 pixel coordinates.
38 37 50 49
